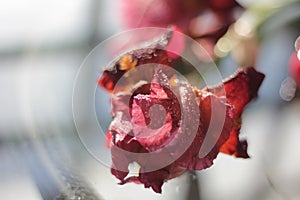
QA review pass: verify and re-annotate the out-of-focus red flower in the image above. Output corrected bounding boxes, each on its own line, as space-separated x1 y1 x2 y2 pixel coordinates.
119 0 244 59
289 51 300 86
99 44 265 192
120 0 202 31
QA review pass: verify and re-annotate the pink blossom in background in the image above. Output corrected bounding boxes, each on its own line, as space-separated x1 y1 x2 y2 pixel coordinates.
119 0 244 59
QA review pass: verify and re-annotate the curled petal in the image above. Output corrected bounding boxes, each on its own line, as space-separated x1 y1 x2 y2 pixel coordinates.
138 164 186 193
110 134 147 183
176 91 234 170
206 67 265 118
206 67 265 157
98 29 178 93
130 75 181 151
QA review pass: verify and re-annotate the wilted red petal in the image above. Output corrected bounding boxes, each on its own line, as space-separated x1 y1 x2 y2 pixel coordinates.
130 74 181 151
131 95 175 151
138 163 186 193
206 67 265 157
138 168 169 193
110 119 186 193
207 67 265 118
98 28 180 93
98 49 171 93
110 133 147 182
221 125 250 158
176 91 233 170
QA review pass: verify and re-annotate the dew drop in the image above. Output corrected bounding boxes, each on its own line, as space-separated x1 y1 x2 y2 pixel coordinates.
147 49 154 54
160 39 168 46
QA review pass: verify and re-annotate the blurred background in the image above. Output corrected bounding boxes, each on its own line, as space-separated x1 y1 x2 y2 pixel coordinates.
1 0 300 199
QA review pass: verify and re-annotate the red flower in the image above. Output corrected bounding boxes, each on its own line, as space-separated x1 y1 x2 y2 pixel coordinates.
119 0 244 59
99 66 264 193
120 0 201 31
98 30 265 193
